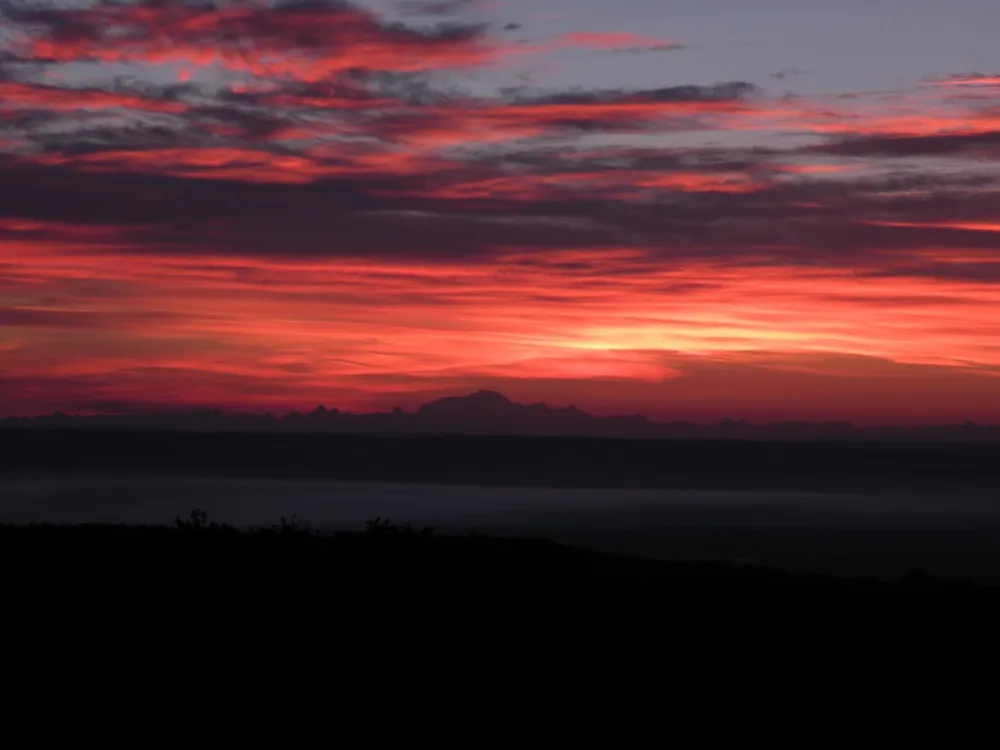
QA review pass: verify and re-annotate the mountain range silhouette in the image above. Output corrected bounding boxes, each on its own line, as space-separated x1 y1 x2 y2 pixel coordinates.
2 390 998 442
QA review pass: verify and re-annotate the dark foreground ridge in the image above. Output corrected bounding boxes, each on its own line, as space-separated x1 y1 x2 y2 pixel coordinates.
6 516 1000 682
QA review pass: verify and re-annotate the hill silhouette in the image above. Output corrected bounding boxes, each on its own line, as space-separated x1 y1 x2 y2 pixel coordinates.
6 516 1000 683
3 390 999 442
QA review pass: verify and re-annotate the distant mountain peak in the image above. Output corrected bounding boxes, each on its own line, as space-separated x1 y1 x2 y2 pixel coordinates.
468 390 512 403
417 390 525 420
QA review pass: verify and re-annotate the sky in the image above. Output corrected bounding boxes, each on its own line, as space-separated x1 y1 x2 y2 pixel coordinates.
1 0 999 424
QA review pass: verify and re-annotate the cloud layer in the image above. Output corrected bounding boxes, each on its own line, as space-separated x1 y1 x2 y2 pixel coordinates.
1 1 999 422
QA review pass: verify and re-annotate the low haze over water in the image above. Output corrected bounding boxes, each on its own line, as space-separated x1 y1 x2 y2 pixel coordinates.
7 473 1000 582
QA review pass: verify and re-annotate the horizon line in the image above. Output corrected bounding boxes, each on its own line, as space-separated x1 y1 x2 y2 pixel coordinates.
2 389 997 431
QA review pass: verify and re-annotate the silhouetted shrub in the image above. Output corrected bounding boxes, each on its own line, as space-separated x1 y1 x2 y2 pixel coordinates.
365 516 435 538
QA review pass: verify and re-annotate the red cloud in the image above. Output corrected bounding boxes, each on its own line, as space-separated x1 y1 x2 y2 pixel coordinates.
929 75 1000 87
0 82 187 114
555 32 681 50
375 169 766 201
367 90 754 148
862 220 1000 234
17 1 497 80
33 147 352 184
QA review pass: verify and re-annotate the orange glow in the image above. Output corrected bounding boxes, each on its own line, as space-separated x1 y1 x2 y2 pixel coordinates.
3 228 1000 422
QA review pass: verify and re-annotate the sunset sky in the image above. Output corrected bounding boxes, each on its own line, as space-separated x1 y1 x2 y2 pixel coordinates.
1 0 999 424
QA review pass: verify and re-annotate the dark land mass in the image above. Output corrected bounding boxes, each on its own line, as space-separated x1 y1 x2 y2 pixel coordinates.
4 428 1000 493
5 389 1000 442
6 518 1000 683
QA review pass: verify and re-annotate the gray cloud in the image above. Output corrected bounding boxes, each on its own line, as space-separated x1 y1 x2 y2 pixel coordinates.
515 81 758 107
810 131 1000 158
394 0 477 16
